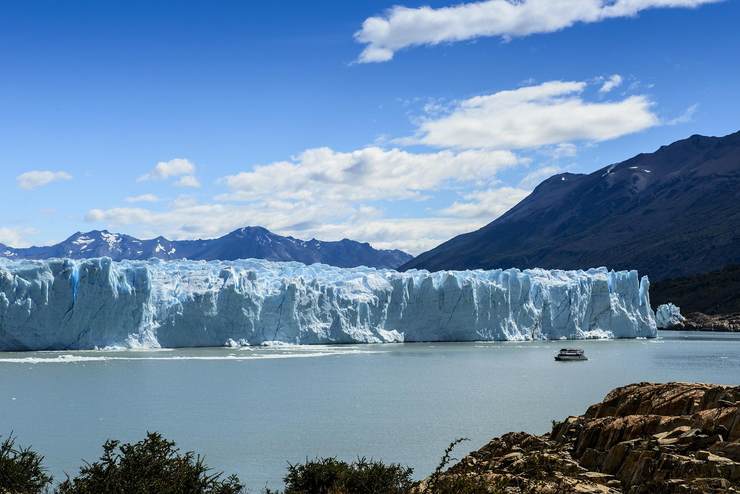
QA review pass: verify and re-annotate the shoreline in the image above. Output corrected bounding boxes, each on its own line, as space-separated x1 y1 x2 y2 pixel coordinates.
660 312 740 333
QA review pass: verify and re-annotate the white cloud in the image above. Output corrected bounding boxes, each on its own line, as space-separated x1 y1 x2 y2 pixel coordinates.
175 175 201 188
666 103 699 125
138 158 196 182
83 75 668 255
301 217 490 254
84 149 532 255
220 146 522 203
408 80 659 149
0 227 37 248
84 201 492 255
548 143 578 159
599 74 623 93
125 194 160 203
16 170 72 190
85 144 530 254
355 0 720 62
171 195 200 208
84 200 356 246
441 187 530 219
519 165 562 188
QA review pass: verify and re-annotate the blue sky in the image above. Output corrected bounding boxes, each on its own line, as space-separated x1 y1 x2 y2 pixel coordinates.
1 0 738 254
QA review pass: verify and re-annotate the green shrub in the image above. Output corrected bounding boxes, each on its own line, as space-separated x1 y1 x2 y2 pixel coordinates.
279 457 413 494
0 434 52 494
55 432 243 494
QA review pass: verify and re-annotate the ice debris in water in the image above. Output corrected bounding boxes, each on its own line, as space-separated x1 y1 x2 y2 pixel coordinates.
0 257 657 351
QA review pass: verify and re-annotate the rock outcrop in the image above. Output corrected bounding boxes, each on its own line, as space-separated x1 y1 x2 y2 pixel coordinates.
420 382 739 493
669 312 740 332
654 303 740 331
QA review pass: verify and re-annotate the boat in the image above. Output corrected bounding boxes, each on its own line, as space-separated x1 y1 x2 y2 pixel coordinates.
555 348 588 361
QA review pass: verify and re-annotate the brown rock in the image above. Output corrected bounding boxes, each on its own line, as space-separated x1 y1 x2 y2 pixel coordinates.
417 382 739 493
674 312 740 332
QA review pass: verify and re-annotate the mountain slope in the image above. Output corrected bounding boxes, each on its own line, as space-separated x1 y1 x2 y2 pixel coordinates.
1 227 412 269
403 131 740 281
651 264 740 314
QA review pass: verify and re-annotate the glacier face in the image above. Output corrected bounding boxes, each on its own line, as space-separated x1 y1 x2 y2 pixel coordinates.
0 258 657 351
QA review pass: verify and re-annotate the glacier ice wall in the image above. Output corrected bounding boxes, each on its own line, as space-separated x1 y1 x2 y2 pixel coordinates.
0 258 657 351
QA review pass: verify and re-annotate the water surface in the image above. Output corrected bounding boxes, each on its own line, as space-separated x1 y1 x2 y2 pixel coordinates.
1 331 738 489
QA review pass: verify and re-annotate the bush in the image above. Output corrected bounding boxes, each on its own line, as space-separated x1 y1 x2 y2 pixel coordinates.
0 434 52 493
55 432 243 494
1 431 502 494
279 457 413 494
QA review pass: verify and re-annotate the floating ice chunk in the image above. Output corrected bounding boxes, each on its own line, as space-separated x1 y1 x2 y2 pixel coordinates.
225 338 250 348
655 303 685 329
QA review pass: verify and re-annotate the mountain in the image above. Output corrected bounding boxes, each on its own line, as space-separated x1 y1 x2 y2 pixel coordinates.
0 226 412 269
403 131 740 282
651 264 740 315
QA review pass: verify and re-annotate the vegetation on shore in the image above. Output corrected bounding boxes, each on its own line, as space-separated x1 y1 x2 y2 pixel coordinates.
0 432 490 494
0 434 52 493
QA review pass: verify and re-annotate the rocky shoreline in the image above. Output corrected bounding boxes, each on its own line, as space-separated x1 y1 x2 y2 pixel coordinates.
418 382 739 493
662 312 740 332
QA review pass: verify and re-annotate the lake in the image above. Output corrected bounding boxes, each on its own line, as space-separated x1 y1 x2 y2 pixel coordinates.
1 331 738 489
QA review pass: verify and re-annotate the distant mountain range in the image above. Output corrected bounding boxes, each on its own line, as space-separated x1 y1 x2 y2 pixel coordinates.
403 131 740 282
0 226 412 269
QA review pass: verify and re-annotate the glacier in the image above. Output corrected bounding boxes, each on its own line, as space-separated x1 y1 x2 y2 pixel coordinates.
0 258 657 351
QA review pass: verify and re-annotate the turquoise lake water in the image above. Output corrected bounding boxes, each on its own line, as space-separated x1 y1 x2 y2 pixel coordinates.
1 331 738 489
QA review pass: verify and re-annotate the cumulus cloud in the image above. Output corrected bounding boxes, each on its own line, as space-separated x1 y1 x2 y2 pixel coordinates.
0 227 37 248
84 201 492 255
138 158 196 182
301 217 491 254
85 145 531 254
546 143 578 160
175 175 201 188
83 75 667 254
407 80 659 149
125 194 159 203
16 170 72 190
84 200 362 245
355 0 720 62
220 146 522 203
519 165 562 188
441 187 530 219
599 74 623 93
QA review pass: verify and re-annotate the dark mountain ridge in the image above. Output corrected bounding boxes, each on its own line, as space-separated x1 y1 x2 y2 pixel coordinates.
403 131 740 282
1 226 412 269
